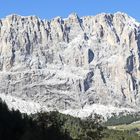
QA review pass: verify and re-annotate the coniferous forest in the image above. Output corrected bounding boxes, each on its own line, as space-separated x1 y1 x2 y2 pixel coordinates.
0 98 139 140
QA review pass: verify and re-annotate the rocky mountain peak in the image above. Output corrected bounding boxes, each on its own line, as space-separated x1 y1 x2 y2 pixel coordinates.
0 12 140 117
68 12 80 21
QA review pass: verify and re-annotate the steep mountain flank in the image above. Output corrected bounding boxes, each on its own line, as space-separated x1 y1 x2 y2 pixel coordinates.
0 12 140 116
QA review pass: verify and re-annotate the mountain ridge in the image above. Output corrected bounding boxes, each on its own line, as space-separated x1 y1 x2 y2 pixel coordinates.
0 12 140 117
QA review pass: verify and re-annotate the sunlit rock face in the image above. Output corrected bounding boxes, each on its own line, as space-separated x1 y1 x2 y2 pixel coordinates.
0 12 140 113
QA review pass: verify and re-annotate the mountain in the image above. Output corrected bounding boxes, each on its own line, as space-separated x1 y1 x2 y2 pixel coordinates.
0 12 140 117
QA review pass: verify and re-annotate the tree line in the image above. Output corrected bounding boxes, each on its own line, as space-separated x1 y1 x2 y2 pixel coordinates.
0 98 139 140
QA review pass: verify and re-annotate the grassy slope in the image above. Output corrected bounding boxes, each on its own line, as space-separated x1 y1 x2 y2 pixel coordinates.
108 122 140 130
108 121 140 136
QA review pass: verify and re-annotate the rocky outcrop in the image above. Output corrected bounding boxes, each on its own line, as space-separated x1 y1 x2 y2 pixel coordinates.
0 12 140 112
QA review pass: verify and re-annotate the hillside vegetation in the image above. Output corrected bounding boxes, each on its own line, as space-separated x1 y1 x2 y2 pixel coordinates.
0 98 139 140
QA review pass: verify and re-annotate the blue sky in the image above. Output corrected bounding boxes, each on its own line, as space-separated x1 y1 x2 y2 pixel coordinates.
0 0 140 21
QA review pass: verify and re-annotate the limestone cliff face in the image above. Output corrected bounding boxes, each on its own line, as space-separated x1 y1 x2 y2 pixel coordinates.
0 12 140 111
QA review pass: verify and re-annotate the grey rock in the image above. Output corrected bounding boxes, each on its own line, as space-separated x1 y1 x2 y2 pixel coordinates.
0 12 140 113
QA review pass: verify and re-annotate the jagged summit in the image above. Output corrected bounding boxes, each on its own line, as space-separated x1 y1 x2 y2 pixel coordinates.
0 12 140 117
68 12 79 19
2 12 139 24
5 14 39 19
